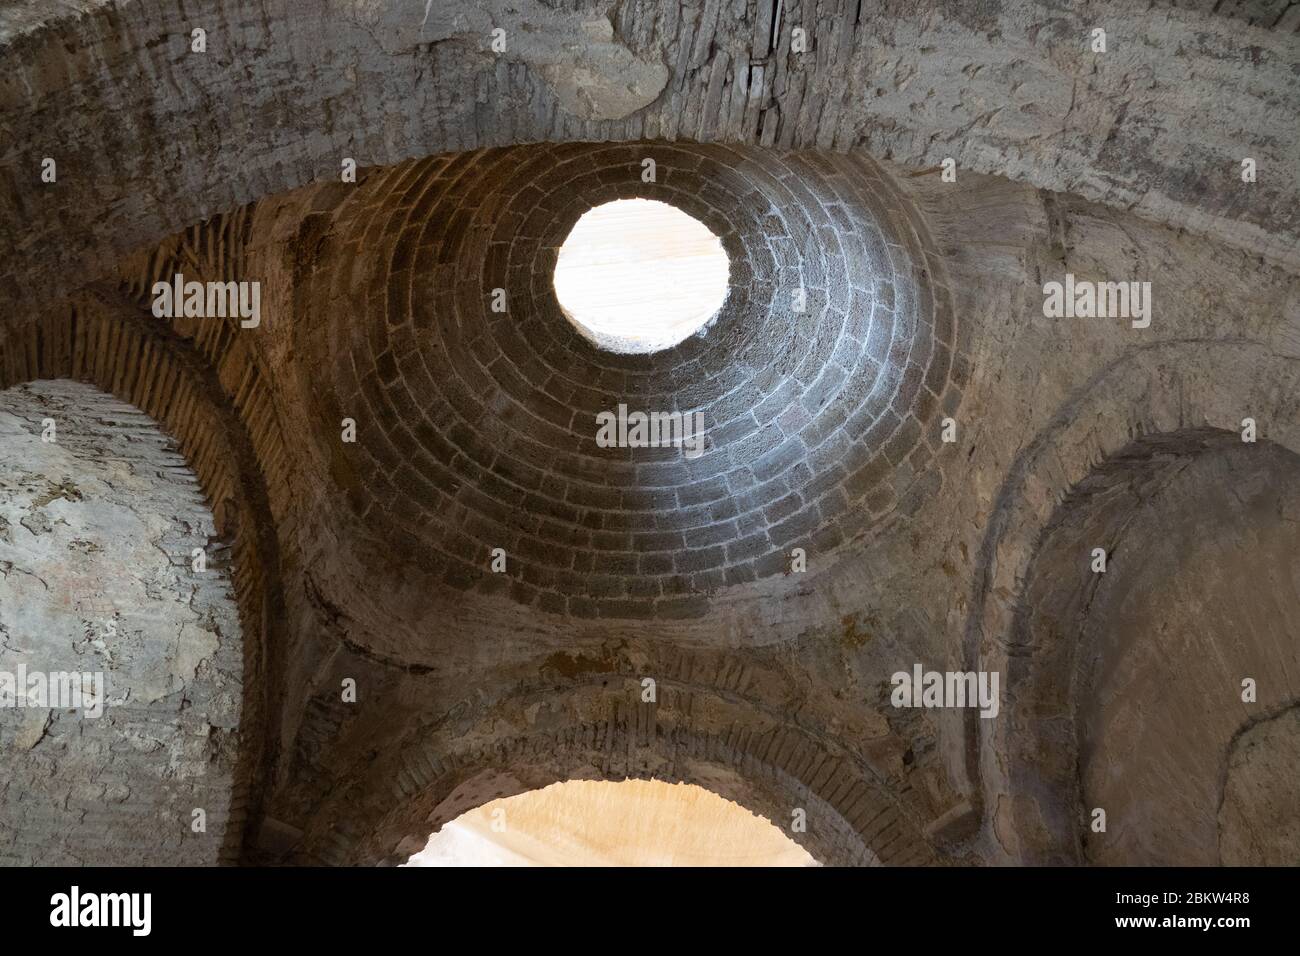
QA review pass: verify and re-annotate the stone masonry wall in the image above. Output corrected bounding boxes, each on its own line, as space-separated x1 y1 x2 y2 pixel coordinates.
0 381 242 864
1 0 1296 322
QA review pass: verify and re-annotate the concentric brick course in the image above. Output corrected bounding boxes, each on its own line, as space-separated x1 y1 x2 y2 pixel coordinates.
301 142 965 619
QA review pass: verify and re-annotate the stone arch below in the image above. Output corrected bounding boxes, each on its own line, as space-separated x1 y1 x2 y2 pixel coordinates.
377 737 874 868
404 776 818 866
290 678 941 868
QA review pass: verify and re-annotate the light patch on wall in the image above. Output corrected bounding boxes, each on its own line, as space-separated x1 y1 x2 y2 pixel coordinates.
404 778 817 867
553 199 730 354
0 381 242 864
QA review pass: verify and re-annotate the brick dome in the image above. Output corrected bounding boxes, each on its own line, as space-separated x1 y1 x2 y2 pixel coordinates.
299 142 965 619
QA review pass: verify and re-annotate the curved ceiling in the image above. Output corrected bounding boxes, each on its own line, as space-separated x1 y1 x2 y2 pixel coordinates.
296 142 965 618
3 0 1296 319
0 0 1296 871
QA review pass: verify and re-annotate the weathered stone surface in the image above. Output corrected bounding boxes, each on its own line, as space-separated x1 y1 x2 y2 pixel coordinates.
0 381 242 865
1 0 1296 320
1220 707 1300 866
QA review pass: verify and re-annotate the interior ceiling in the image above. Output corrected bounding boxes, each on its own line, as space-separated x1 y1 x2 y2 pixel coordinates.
0 0 1297 868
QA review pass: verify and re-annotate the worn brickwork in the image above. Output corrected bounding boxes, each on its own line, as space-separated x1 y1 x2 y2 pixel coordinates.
286 143 965 619
1 0 1297 321
73 142 1289 868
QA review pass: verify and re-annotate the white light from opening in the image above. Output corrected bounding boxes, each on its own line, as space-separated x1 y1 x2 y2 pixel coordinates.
553 199 730 354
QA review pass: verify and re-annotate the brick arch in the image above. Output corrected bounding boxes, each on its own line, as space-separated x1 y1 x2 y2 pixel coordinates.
962 340 1300 861
0 293 286 863
295 678 939 868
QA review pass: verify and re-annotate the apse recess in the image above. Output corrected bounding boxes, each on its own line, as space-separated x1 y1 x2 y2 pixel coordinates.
404 779 817 867
1075 442 1300 865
